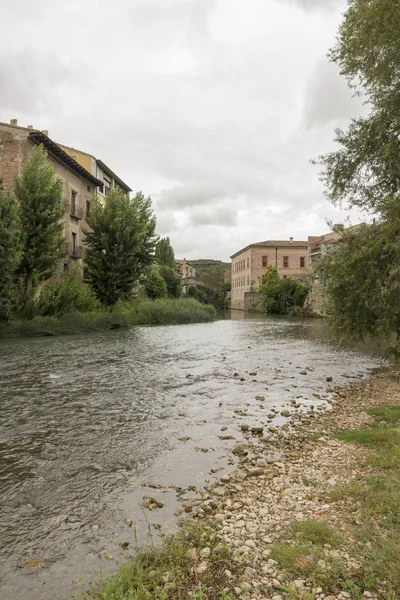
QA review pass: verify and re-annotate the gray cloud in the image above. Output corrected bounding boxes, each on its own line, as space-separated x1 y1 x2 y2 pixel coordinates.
187 206 237 227
302 59 365 129
0 0 365 260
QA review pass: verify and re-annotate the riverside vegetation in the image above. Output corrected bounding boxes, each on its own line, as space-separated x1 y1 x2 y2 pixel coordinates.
81 372 400 600
0 150 216 337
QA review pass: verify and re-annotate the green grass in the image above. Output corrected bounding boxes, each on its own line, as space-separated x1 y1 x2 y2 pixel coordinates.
366 405 400 424
82 522 242 600
273 405 400 599
292 520 341 546
0 298 216 338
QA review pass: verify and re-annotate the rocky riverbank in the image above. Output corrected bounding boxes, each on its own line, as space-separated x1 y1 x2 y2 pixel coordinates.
84 369 400 599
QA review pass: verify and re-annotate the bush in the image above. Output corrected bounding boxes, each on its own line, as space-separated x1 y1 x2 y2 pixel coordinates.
0 298 216 338
145 270 168 299
35 265 102 317
258 266 309 315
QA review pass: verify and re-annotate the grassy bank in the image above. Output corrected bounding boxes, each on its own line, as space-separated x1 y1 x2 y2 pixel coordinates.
268 402 400 598
0 298 216 338
82 522 242 600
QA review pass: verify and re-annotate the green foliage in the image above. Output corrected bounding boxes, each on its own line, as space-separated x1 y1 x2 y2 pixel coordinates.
0 190 22 321
0 298 216 338
145 270 168 300
81 522 241 600
158 265 181 298
15 145 64 311
85 189 157 307
320 220 400 350
367 405 400 424
258 266 309 314
187 282 230 309
155 236 175 268
293 520 341 547
315 1 400 347
35 265 102 317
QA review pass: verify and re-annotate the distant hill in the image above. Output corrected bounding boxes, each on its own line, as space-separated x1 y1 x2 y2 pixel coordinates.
188 259 230 290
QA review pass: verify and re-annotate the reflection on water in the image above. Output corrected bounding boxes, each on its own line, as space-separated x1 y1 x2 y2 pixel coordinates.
0 314 387 599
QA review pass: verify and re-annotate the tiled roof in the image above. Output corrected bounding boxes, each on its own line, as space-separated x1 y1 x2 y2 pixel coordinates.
230 240 308 258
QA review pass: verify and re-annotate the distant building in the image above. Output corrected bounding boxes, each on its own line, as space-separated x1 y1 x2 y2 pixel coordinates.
0 119 102 267
175 259 202 295
230 238 309 310
58 144 132 199
223 267 232 283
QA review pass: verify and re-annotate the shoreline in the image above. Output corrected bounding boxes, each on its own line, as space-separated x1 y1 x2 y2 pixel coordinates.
83 368 400 599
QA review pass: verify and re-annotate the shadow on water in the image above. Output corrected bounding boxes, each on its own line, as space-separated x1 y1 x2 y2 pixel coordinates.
0 313 392 599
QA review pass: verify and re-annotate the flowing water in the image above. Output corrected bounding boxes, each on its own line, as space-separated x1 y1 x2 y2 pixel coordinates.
0 313 387 599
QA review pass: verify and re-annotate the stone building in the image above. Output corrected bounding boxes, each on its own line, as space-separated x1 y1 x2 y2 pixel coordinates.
58 143 132 199
175 259 202 295
230 238 309 310
0 119 103 268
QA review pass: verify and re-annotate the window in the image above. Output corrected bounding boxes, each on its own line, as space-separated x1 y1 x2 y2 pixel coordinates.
247 275 249 285
87 185 91 193
262 256 267 267
104 175 111 196
283 256 289 268
64 262 69 273
86 200 91 218
98 184 104 194
72 232 77 254
283 275 287 279
300 256 305 268
71 190 77 213
247 257 249 268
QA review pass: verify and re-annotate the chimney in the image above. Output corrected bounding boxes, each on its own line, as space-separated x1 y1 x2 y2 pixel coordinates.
10 119 18 126
42 130 49 137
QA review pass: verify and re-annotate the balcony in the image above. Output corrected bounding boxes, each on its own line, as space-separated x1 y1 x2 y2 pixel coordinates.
63 200 84 220
63 243 83 259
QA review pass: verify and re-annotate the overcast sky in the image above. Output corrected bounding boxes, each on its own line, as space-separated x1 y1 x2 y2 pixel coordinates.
0 0 366 260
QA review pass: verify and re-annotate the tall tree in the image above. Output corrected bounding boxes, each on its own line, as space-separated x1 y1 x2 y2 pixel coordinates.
85 189 157 307
155 236 175 268
316 0 400 348
0 187 22 321
158 265 181 298
15 145 64 310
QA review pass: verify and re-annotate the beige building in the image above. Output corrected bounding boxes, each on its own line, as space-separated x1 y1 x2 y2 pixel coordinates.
58 143 132 199
230 239 309 310
0 119 102 266
176 259 202 295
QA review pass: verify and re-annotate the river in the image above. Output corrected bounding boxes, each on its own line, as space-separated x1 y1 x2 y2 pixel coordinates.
0 313 386 599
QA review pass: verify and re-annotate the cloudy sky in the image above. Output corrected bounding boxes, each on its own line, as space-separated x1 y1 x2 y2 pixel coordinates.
0 0 367 260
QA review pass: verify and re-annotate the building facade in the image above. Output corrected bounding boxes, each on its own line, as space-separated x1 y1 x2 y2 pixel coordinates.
230 239 309 310
58 144 132 199
0 119 102 267
176 259 202 295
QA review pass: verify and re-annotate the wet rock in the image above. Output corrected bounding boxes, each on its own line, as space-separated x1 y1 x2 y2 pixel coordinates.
219 435 235 440
221 426 228 431
299 371 308 375
251 427 263 436
241 424 249 432
178 436 191 442
326 376 333 382
248 467 263 476
232 444 247 456
281 410 290 417
23 559 45 571
255 395 265 401
249 372 257 376
119 540 130 549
